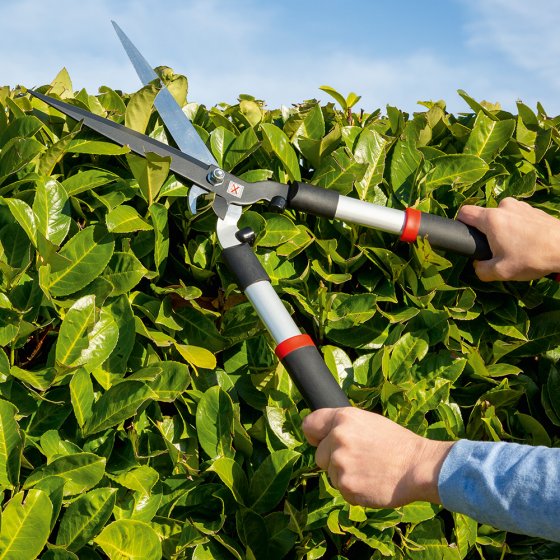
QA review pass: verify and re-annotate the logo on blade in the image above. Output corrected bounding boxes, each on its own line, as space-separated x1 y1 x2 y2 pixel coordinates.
227 181 244 198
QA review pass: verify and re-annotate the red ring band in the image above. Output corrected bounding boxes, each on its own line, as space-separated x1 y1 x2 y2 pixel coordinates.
400 207 422 243
275 334 315 360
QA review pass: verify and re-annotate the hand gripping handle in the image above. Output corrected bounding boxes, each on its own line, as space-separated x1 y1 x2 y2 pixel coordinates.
400 208 492 260
221 242 350 409
288 182 492 260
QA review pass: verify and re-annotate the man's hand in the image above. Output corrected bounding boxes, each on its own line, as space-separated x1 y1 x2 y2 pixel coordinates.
458 197 560 281
302 407 454 509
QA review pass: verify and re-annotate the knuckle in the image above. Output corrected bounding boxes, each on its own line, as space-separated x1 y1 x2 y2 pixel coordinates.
329 448 347 470
499 196 517 208
492 261 515 281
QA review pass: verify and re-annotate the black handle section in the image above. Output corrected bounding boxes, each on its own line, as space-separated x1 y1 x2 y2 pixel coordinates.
221 242 270 290
282 345 351 409
419 213 492 260
287 182 339 218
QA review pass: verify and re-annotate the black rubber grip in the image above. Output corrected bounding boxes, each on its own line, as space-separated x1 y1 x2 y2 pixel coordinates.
419 213 492 260
281 345 351 409
222 243 270 290
287 182 339 218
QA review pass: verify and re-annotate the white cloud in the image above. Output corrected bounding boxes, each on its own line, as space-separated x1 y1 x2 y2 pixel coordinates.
1 0 559 114
463 0 560 91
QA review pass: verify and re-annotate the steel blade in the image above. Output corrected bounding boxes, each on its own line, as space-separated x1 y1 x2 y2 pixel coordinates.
29 90 288 207
111 21 217 167
29 89 212 190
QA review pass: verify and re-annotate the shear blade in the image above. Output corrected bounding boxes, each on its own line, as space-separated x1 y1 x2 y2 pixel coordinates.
188 185 206 214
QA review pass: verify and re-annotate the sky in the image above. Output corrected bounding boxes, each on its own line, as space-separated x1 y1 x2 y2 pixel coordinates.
1 0 560 115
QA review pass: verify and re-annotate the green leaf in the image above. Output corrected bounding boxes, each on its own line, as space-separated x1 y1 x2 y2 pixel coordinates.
106 205 153 233
83 380 154 436
312 147 366 195
45 225 115 297
67 139 130 156
383 332 429 384
114 465 159 495
103 295 136 373
424 154 489 190
3 197 37 245
174 343 217 370
0 489 52 560
260 123 301 181
94 519 162 560
248 449 299 514
24 453 106 496
0 138 44 185
33 178 71 246
258 215 300 247
210 126 235 168
0 115 43 146
149 203 169 278
148 360 191 402
390 119 423 204
55 295 119 371
196 386 235 459
102 252 147 296
464 113 515 162
207 457 248 505
0 399 23 488
124 84 158 133
69 368 94 429
56 488 117 552
319 85 348 111
62 169 119 196
127 153 170 206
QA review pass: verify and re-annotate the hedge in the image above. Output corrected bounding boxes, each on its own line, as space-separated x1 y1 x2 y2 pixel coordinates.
0 67 559 559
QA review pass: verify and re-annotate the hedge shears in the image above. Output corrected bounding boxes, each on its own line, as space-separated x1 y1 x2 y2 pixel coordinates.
28 22 493 410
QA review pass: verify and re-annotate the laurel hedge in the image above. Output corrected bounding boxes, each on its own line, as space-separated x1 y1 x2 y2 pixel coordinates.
0 68 559 559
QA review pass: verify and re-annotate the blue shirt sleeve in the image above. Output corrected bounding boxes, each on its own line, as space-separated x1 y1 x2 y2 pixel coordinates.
438 439 560 542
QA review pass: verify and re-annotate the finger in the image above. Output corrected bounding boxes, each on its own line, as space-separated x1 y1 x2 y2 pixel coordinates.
457 205 488 231
473 258 500 282
302 408 339 447
315 436 332 471
327 462 339 490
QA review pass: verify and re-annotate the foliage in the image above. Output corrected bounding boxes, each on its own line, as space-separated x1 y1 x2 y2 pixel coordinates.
0 68 559 559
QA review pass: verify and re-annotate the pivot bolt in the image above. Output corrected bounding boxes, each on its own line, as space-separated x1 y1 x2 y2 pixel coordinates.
208 167 226 185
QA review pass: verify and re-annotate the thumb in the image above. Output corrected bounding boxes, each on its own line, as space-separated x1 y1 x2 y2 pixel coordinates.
457 205 488 232
473 258 500 282
302 408 339 447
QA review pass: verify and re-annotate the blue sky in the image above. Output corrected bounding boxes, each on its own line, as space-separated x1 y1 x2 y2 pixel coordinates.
2 0 560 115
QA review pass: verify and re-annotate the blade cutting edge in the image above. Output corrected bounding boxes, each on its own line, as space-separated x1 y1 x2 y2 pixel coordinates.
112 21 214 212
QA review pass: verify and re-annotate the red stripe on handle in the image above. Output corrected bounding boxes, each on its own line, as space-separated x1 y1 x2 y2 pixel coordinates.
275 334 315 360
555 273 560 283
400 207 422 243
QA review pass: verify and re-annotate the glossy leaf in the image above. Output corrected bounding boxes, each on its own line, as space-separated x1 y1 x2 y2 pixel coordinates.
196 386 235 459
106 205 153 234
44 225 114 297
56 488 117 552
0 489 52 560
94 519 162 560
248 449 299 514
55 295 119 371
83 381 154 436
260 123 301 181
0 399 23 488
24 453 105 496
464 113 515 162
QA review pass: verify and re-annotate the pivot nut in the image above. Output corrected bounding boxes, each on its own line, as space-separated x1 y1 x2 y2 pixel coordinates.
208 168 226 185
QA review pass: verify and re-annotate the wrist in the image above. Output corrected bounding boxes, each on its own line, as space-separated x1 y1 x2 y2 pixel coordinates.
410 439 455 504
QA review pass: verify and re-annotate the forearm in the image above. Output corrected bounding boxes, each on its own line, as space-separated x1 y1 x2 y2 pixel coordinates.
438 439 560 542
